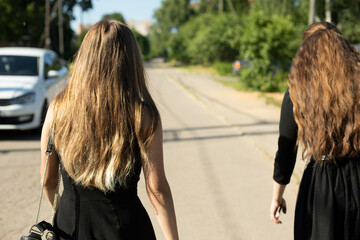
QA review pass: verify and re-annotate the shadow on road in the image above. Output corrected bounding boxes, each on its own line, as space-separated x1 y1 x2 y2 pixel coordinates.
163 122 278 143
0 130 40 141
0 148 41 154
163 131 278 143
164 121 278 132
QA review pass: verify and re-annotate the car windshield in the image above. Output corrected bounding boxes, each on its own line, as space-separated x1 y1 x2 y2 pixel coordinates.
0 55 39 76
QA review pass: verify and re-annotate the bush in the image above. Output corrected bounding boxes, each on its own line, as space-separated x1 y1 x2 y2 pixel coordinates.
170 13 243 64
214 61 233 76
237 5 298 92
132 29 150 59
239 63 288 92
166 5 299 92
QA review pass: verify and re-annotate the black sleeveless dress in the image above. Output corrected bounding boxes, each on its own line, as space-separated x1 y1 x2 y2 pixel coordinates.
273 89 360 240
53 154 156 240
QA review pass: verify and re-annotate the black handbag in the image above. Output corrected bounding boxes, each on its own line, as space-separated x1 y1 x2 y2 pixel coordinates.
21 221 57 240
21 130 61 240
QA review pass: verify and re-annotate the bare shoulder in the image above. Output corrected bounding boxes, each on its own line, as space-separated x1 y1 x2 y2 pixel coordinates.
40 100 57 137
46 90 64 123
45 100 56 124
141 103 161 131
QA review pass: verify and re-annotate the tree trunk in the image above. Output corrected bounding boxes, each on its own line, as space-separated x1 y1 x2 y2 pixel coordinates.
58 0 64 56
45 0 50 48
308 0 316 25
226 0 236 14
325 0 331 23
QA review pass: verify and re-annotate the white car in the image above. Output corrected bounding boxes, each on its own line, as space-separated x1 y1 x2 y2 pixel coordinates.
0 47 68 130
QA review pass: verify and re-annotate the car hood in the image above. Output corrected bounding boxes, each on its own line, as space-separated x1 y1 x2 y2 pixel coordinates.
0 76 39 99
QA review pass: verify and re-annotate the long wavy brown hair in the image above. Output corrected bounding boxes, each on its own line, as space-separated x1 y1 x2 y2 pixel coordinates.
289 22 360 162
52 20 159 191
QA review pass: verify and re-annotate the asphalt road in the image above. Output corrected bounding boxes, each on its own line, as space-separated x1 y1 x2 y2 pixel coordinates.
0 61 305 239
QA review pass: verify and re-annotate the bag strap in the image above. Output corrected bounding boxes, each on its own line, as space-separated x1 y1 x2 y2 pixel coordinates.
35 128 61 225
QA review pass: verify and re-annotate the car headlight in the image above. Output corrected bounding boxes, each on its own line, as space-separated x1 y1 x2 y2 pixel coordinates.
9 92 36 105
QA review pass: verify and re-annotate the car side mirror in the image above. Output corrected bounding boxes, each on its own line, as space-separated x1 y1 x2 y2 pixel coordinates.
46 70 58 79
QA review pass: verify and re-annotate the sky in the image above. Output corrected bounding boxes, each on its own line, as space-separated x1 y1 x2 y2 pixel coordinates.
71 0 163 31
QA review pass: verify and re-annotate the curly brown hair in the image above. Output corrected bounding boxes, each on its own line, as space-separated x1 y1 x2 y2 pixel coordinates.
289 22 360 162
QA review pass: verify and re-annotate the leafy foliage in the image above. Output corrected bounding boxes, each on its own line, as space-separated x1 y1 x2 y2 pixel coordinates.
197 0 251 14
332 1 360 43
238 5 297 92
0 0 92 59
132 29 150 59
170 13 242 64
76 29 88 49
214 61 233 76
102 12 126 23
150 0 194 57
162 2 306 92
167 6 297 92
0 0 44 45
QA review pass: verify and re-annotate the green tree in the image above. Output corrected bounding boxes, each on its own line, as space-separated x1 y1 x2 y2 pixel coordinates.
132 29 150 59
151 0 194 57
254 0 302 17
0 0 44 45
329 0 360 43
238 5 297 92
198 0 250 15
76 29 88 49
51 0 92 59
102 12 126 23
170 13 242 64
0 0 92 59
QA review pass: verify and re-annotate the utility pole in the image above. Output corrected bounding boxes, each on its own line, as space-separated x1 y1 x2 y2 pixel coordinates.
308 0 316 25
44 0 50 49
44 0 63 51
325 0 331 23
219 0 223 14
226 0 236 14
58 0 64 56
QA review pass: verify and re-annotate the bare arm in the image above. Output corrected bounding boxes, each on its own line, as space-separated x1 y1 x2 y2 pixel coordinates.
40 103 60 206
142 118 179 240
270 181 287 224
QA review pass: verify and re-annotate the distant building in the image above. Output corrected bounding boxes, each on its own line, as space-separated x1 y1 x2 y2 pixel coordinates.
126 20 152 36
189 1 200 10
76 24 92 35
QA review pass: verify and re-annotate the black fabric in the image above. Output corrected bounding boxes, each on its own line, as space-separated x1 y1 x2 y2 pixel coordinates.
54 154 156 240
295 159 360 240
273 89 298 184
274 88 360 239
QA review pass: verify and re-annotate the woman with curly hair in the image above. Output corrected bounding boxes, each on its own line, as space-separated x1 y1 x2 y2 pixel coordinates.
40 19 178 239
270 22 360 239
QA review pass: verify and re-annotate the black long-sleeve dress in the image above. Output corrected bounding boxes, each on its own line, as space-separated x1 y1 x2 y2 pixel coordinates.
273 89 360 240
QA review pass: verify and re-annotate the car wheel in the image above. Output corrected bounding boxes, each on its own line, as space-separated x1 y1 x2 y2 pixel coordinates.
32 101 48 135
40 101 48 127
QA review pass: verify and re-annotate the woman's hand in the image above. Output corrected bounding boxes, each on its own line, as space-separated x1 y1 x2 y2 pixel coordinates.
270 197 287 224
270 181 287 224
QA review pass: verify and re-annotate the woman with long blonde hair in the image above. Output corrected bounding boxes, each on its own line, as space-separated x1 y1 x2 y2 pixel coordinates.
41 19 178 240
270 22 360 239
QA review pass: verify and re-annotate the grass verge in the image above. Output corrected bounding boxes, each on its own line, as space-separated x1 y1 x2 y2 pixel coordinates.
167 61 285 108
215 79 284 107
